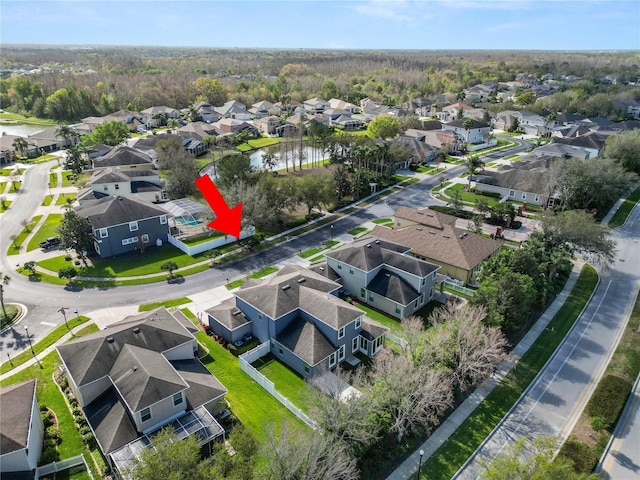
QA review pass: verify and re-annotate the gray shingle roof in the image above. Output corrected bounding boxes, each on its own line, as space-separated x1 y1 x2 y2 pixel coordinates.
299 287 363 329
447 119 490 129
74 195 168 229
368 270 420 306
84 387 139 454
206 298 251 330
170 359 227 410
57 308 194 386
93 146 153 168
275 317 335 366
110 344 188 412
361 317 389 341
0 379 37 454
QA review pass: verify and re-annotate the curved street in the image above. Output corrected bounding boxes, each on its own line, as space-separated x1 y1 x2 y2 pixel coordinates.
453 201 640 479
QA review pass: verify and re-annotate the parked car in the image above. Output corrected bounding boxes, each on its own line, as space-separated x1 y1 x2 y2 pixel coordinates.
39 237 61 249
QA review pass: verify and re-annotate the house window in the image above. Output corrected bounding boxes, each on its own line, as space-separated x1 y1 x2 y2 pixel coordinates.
140 407 151 422
337 265 342 270
522 192 527 200
115 184 120 190
338 345 345 361
509 190 515 197
352 337 359 353
338 327 345 339
422 278 426 285
414 299 419 307
279 347 283 355
360 288 365 298
349 268 354 274
98 228 108 238
173 392 183 407
103 185 108 191
304 365 310 374
433 271 437 279
129 221 138 231
368 295 374 302
421 294 425 305
122 236 138 246
355 317 361 329
395 306 401 315
258 313 263 320
160 215 167 225
95 243 100 254
430 287 434 298
329 352 337 367
141 234 149 243
534 195 540 203
360 337 369 351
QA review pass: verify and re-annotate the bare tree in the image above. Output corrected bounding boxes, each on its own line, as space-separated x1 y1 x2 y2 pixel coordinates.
260 421 360 480
424 304 508 393
307 368 378 456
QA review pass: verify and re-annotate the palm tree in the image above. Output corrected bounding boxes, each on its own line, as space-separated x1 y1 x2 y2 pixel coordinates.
0 271 10 320
465 155 483 189
12 137 29 160
166 118 180 133
55 125 78 148
462 118 474 144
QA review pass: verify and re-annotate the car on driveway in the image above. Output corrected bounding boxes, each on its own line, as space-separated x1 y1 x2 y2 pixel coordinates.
39 237 61 250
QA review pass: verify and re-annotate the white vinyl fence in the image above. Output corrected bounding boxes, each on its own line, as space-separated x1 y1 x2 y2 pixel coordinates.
239 343 317 429
35 454 94 479
444 278 476 297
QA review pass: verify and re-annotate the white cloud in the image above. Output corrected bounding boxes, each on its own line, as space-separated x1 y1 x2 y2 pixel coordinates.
484 21 525 33
348 0 415 23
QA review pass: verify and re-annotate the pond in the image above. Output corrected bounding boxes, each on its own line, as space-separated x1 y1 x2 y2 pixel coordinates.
201 144 326 177
0 123 47 137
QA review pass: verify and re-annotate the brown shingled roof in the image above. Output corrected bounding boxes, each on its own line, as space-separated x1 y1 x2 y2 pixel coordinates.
394 206 456 230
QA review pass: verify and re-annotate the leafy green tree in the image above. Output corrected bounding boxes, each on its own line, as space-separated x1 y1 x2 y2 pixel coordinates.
160 261 179 279
190 77 227 106
219 180 277 229
166 118 180 132
57 206 93 267
58 267 78 284
217 154 254 185
0 271 10 320
83 120 130 146
124 427 213 480
23 261 37 277
333 165 352 202
210 425 258 479
155 137 199 198
12 137 29 159
605 130 640 174
515 91 536 106
465 154 483 189
481 436 598 480
367 115 400 139
296 173 335 216
65 145 85 175
55 125 78 147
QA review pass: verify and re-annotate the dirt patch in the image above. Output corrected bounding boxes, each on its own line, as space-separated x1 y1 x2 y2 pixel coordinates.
570 412 600 448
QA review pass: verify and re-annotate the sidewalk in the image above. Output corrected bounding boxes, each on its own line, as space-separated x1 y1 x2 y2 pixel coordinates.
386 259 585 480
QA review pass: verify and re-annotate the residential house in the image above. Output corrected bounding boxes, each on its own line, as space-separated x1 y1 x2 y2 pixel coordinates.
215 100 250 120
331 115 364 131
254 115 295 137
77 168 166 204
140 106 180 127
323 239 440 319
371 207 502 284
56 308 227 476
530 142 590 160
0 379 45 476
134 133 207 157
475 156 560 207
103 109 147 132
0 134 39 162
192 102 222 124
175 122 219 141
392 135 437 165
405 128 461 153
493 110 520 131
464 84 493 102
92 145 155 170
435 102 472 122
519 111 549 136
552 132 606 158
248 100 275 119
328 98 360 114
211 118 258 136
303 97 331 114
206 265 389 378
30 126 78 153
75 195 170 258
442 119 491 144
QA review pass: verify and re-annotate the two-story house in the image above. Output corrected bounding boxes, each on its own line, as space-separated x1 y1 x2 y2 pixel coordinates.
323 239 440 319
56 308 227 476
75 195 171 258
206 265 389 378
77 168 166 205
303 97 331 115
215 100 249 120
0 379 45 476
92 145 155 170
442 119 491 145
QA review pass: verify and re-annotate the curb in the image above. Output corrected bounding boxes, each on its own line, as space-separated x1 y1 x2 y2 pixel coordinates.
0 303 28 335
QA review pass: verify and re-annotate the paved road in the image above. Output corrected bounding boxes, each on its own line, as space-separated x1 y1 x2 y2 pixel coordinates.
0 139 529 354
453 200 640 479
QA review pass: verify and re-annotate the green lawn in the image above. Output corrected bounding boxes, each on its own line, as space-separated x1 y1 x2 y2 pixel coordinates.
0 111 57 125
254 355 312 411
308 254 325 263
0 200 11 212
372 218 392 224
420 264 598 479
348 226 368 236
196 330 303 441
609 186 640 228
27 213 63 251
226 279 246 290
299 240 339 259
38 245 205 278
446 183 501 207
248 266 279 279
7 215 42 255
138 297 191 312
182 230 224 246
352 301 403 336
8 181 21 193
49 172 58 188
56 194 76 206
42 195 53 206
0 315 91 375
0 167 26 176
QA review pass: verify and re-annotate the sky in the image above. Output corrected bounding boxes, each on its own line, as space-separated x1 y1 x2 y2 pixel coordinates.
1 0 639 51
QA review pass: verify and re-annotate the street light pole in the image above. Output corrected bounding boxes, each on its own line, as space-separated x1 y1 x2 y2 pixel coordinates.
24 325 34 355
58 307 70 330
330 224 334 242
417 449 424 479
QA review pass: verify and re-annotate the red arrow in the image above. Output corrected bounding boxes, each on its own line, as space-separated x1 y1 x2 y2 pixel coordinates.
194 175 243 238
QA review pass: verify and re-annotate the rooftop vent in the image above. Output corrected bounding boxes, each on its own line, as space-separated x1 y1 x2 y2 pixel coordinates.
375 240 380 244
282 285 291 291
132 366 138 372
232 309 241 316
297 278 306 283
426 213 434 217
429 231 436 235
133 327 140 334
416 227 423 231
417 211 424 215
107 337 114 344
366 244 372 248
443 235 450 239
319 267 325 271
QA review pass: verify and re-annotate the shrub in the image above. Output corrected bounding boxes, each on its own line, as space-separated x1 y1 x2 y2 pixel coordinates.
79 425 92 435
41 411 54 428
64 254 72 261
39 446 59 465
81 432 94 444
479 190 502 199
586 374 632 426
428 205 474 220
559 440 598 474
590 416 610 432
45 426 60 440
509 220 522 229
72 407 82 417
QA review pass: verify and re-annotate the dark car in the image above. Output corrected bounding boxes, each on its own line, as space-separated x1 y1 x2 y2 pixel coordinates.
39 237 61 249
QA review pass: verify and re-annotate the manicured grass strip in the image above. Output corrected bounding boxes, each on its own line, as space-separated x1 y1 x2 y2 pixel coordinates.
299 240 339 259
27 213 63 252
254 355 312 411
42 195 53 206
446 183 501 207
7 215 42 255
0 316 91 375
74 323 101 337
248 266 279 279
138 297 191 312
0 167 25 176
308 254 325 263
61 170 76 187
348 226 367 236
56 194 76 205
196 331 302 441
373 218 393 224
420 264 598 479
609 186 640 228
226 279 246 290
352 301 403 336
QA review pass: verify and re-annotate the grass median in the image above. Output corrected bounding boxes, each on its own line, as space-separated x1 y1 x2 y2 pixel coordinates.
609 186 640 228
419 264 598 479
